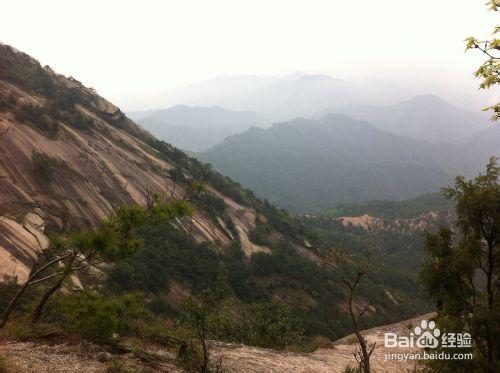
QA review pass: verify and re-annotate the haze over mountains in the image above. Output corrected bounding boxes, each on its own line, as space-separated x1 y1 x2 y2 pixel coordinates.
126 73 398 122
200 114 499 212
126 73 492 157
124 72 496 209
125 71 491 114
331 94 490 143
133 105 266 152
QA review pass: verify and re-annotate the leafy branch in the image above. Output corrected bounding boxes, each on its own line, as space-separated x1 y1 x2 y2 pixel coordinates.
465 2 500 120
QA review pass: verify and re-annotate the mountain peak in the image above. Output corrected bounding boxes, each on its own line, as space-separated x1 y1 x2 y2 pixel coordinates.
408 94 447 105
296 74 343 84
282 71 306 80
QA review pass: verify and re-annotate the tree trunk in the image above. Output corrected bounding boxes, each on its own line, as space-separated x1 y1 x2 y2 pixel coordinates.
32 255 76 324
0 281 31 329
197 318 209 373
485 242 494 372
349 301 370 373
32 275 65 323
0 254 70 328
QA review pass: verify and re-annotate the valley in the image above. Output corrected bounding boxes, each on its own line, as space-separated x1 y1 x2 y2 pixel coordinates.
0 0 498 368
0 43 434 355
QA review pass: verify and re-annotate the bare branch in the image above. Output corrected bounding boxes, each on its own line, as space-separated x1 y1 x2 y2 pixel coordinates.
368 342 376 357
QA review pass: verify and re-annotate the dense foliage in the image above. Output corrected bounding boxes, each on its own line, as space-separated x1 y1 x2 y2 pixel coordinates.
179 290 304 349
103 214 431 344
419 158 499 372
50 291 149 342
199 116 497 212
325 193 453 219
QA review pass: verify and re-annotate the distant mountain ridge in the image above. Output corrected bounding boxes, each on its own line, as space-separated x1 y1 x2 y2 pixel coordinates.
123 74 281 111
199 114 499 212
130 74 361 122
218 74 359 121
133 105 265 151
123 71 494 123
331 94 490 143
124 73 404 121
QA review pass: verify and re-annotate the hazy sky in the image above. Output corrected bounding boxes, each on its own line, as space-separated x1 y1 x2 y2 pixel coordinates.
1 0 498 108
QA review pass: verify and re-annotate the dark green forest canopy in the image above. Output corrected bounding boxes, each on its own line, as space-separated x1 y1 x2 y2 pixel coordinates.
324 193 454 219
199 115 499 213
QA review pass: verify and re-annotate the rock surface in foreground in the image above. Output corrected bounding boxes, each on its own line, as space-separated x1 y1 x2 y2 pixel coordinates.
0 314 433 372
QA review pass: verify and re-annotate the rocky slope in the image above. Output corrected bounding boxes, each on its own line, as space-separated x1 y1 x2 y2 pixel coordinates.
302 210 454 233
334 94 489 143
0 44 274 284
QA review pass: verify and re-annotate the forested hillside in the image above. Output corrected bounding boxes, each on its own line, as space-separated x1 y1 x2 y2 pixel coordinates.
325 193 454 219
200 114 499 212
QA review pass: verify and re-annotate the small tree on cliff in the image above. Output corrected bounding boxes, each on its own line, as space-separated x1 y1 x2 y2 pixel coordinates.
0 195 193 328
342 260 375 373
324 249 375 373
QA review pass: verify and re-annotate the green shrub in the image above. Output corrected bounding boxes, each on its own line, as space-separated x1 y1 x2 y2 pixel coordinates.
176 342 204 372
179 291 304 349
222 215 239 238
36 114 59 138
105 360 128 373
53 291 149 342
0 356 10 373
1 322 61 341
31 150 57 181
249 223 270 246
30 150 84 185
13 103 60 138
193 192 226 219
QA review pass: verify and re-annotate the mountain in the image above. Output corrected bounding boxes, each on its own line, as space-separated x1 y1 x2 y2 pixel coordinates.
217 74 360 121
123 72 492 127
133 105 266 151
123 74 279 111
125 73 363 122
0 44 282 287
332 95 490 143
0 44 431 344
199 114 499 212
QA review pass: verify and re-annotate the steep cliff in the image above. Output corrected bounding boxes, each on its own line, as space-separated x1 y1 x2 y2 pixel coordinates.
0 44 279 283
